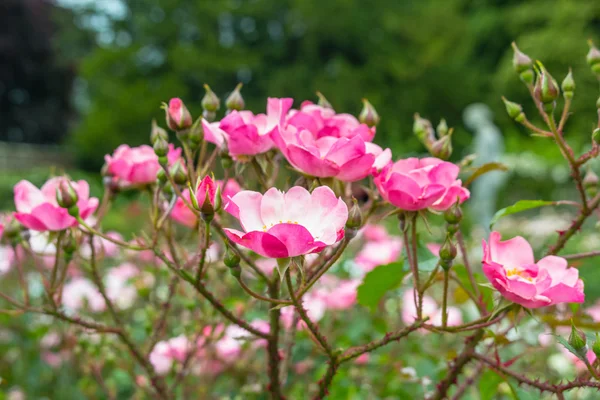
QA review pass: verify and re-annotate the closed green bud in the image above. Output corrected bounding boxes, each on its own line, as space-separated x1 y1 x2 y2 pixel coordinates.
203 110 217 122
229 265 242 279
62 231 77 255
202 84 220 112
150 119 168 144
153 136 169 157
359 99 380 127
346 198 362 230
430 135 453 160
593 334 600 359
502 97 524 121
437 119 449 137
225 83 245 111
511 42 533 73
169 162 187 185
56 179 78 210
447 223 459 235
224 246 241 269
593 128 600 145
316 91 333 109
586 41 600 67
188 117 204 146
444 200 463 224
569 322 587 354
439 234 457 265
158 156 168 167
533 63 560 105
413 113 435 147
156 168 167 185
519 69 535 85
561 69 575 99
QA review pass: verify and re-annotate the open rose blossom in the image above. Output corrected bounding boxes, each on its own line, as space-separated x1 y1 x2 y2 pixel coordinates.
13 178 99 232
482 232 584 308
202 98 293 158
104 144 182 186
224 186 348 258
374 157 469 211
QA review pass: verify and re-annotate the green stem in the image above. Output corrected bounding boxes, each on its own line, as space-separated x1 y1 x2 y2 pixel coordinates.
442 269 449 328
76 217 147 251
267 278 283 399
195 221 211 283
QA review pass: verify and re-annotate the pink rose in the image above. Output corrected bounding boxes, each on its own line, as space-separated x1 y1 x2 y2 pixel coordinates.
374 157 469 211
13 178 99 232
104 144 182 186
0 223 3 240
355 237 403 273
0 245 14 275
150 335 194 375
202 98 292 158
224 186 348 258
482 232 585 308
165 98 192 131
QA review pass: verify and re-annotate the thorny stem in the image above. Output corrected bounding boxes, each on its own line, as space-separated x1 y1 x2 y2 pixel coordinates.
238 277 293 305
441 269 449 328
296 238 350 299
267 278 283 399
563 250 600 260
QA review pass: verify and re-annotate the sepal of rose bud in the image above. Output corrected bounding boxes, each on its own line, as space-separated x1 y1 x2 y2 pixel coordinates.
502 97 525 122
430 135 453 160
593 128 600 146
511 42 533 73
346 198 362 230
439 234 457 266
413 113 435 147
533 63 559 105
188 183 200 211
202 84 220 112
169 162 187 185
561 69 575 99
437 119 449 137
224 246 241 269
200 191 215 222
229 265 242 279
188 117 204 151
587 41 600 68
62 231 77 256
359 99 380 127
153 136 169 157
225 83 245 111
569 321 587 355
213 184 222 213
164 98 193 131
444 200 463 224
593 334 600 359
56 180 78 209
150 119 168 144
316 91 333 109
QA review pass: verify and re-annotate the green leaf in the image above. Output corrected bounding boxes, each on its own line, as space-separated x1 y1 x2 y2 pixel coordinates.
479 370 503 400
489 200 555 228
357 260 406 311
464 162 508 187
555 335 588 362
403 240 438 272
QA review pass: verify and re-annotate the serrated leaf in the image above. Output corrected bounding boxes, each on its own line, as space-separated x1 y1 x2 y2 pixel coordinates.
464 162 508 187
357 260 406 311
490 200 555 228
555 335 588 362
479 370 503 400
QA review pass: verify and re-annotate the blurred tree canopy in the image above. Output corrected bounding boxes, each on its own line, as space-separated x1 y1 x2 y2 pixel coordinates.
51 0 600 170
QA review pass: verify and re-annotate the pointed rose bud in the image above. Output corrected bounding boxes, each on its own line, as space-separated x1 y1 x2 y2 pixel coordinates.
569 321 587 355
200 191 214 222
156 168 167 185
437 119 449 137
439 234 457 270
316 91 333 109
164 98 193 131
202 84 220 112
593 128 600 145
153 136 169 157
56 179 79 210
359 99 380 127
561 69 575 99
430 135 453 160
224 246 241 269
413 113 435 148
150 119 168 144
188 117 204 148
345 198 362 230
511 42 533 73
444 200 463 224
586 40 600 68
62 231 77 255
584 169 599 188
533 63 560 105
169 162 187 185
203 110 217 122
593 334 600 359
501 97 525 122
225 83 245 111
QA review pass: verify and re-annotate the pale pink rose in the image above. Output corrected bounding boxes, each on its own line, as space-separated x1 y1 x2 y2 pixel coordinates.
401 289 462 328
0 246 14 275
255 258 277 276
281 295 327 330
150 335 191 375
361 224 390 242
563 347 597 372
104 144 182 186
13 178 98 232
587 301 600 322
355 238 402 272
215 320 270 361
224 186 348 258
106 263 139 309
203 98 292 158
374 157 469 211
272 124 389 182
62 278 106 312
79 232 122 259
482 232 585 308
313 276 359 310
165 98 192 130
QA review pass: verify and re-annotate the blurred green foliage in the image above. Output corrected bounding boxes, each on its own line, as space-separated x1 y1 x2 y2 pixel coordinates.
57 0 600 171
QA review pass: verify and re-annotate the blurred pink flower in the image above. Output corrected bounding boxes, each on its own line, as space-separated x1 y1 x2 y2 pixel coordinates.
401 289 462 328
0 245 14 275
482 232 584 308
374 157 469 211
150 335 194 375
106 263 140 309
203 98 292 158
13 178 98 232
314 276 360 310
224 186 348 258
354 353 370 365
355 237 402 273
104 144 182 186
281 295 327 329
79 231 122 259
61 278 106 312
